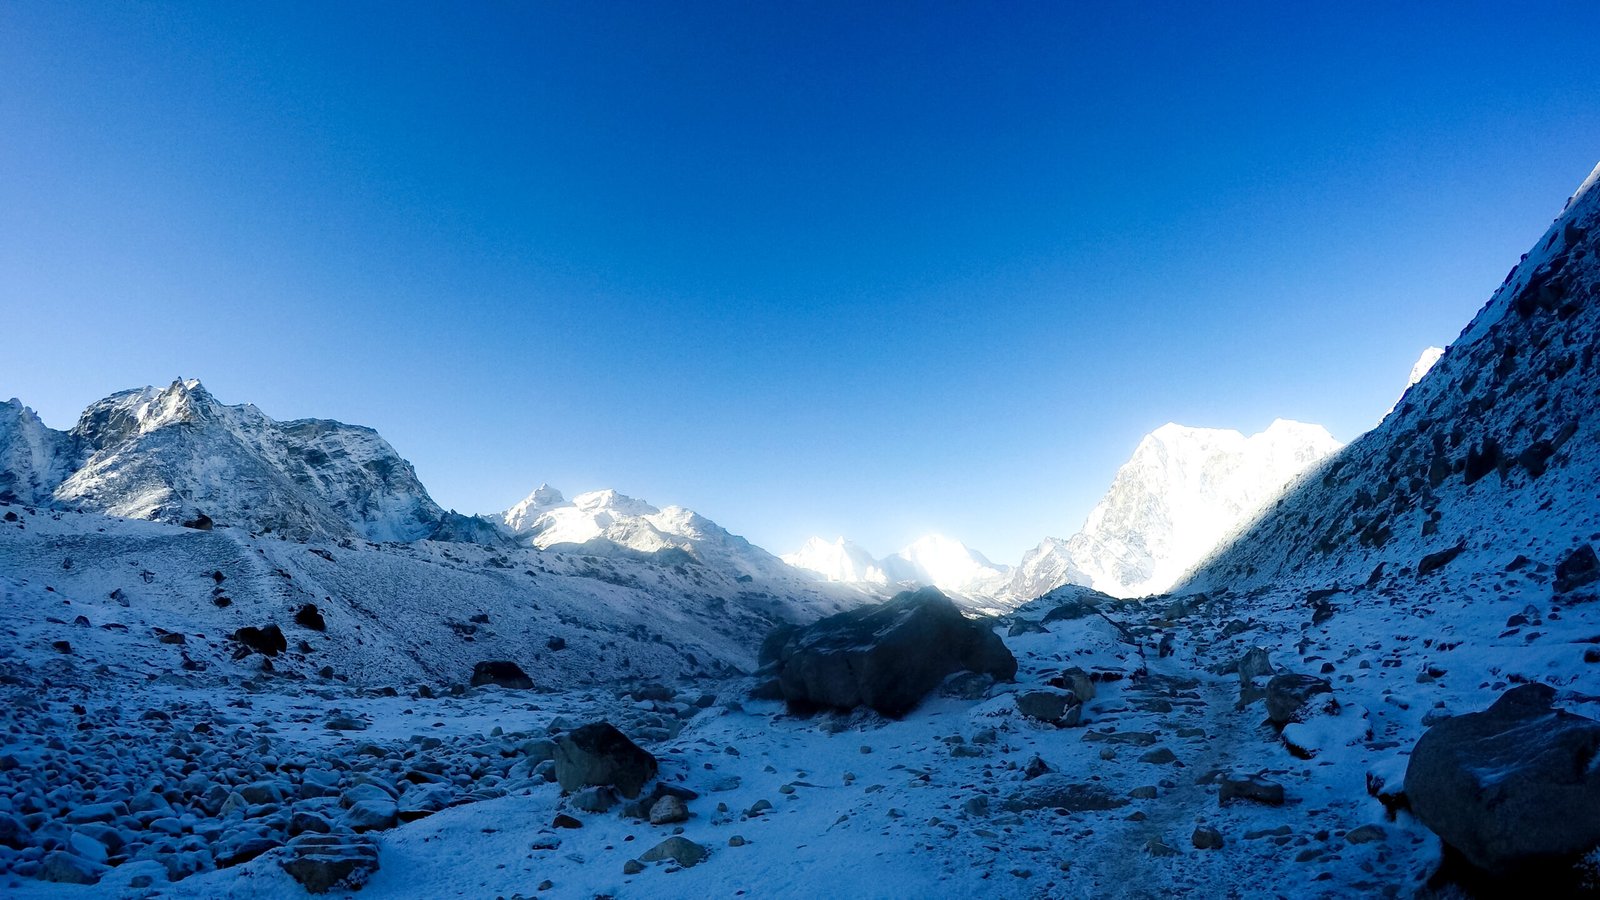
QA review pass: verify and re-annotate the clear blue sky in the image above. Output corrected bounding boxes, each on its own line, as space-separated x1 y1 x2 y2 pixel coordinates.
3 2 1597 562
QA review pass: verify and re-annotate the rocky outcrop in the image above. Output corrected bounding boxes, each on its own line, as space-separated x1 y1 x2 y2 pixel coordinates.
760 588 1017 717
1405 684 1600 876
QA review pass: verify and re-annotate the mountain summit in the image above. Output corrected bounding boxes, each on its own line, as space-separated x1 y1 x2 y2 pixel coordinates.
1012 419 1341 599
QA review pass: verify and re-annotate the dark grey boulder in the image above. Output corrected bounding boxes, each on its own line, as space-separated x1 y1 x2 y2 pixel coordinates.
553 722 658 799
762 588 1017 718
1014 690 1082 726
280 833 380 894
1555 544 1599 595
1265 674 1334 725
1405 683 1600 876
640 836 708 868
1218 774 1285 807
38 851 107 885
233 625 286 657
470 661 533 690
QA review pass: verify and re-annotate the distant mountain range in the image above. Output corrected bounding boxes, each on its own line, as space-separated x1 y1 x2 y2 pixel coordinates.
783 419 1342 603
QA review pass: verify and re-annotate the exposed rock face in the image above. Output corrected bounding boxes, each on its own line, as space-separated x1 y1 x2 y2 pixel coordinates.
553 723 658 799
52 379 454 542
1405 684 1600 876
470 661 534 690
762 588 1017 717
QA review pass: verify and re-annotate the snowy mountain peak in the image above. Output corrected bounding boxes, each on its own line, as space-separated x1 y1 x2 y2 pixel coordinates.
1018 418 1342 600
782 536 889 585
31 381 453 542
885 534 1011 598
1406 347 1446 390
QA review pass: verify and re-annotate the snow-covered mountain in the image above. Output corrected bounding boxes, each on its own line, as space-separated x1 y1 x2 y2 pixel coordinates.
882 534 1011 597
1190 161 1600 595
6 379 491 543
781 536 889 585
0 399 75 506
1011 419 1342 600
782 532 1011 607
497 484 803 582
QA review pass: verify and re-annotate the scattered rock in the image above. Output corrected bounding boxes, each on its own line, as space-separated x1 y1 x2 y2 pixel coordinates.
640 836 709 868
1014 690 1082 726
295 603 327 631
649 795 689 825
1192 826 1225 850
1346 824 1385 844
233 625 287 657
1218 774 1285 806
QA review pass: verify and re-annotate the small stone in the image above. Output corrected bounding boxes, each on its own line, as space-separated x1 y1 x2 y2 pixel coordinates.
1218 774 1285 806
649 795 689 825
623 859 644 875
1139 747 1177 765
640 836 708 868
1346 824 1385 844
1192 826 1225 850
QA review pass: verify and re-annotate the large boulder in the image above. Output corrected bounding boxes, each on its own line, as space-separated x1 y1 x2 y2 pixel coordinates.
279 834 380 894
470 661 533 690
1264 673 1334 725
553 722 658 799
762 588 1017 718
1405 684 1600 876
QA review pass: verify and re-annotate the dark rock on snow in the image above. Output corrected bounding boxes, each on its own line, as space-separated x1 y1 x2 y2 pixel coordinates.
280 833 380 894
233 625 287 657
1405 683 1600 876
470 660 533 690
1264 673 1335 725
1555 543 1600 595
760 588 1016 717
553 722 658 799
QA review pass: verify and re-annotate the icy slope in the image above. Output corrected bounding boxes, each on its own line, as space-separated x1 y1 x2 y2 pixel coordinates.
1014 419 1341 600
1191 162 1600 594
498 485 804 582
42 379 465 542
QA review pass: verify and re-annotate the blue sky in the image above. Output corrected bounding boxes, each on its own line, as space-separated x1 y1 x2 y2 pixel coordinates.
3 2 1598 561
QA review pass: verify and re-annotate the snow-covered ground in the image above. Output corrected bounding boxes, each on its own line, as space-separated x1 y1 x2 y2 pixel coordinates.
11 550 1594 899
